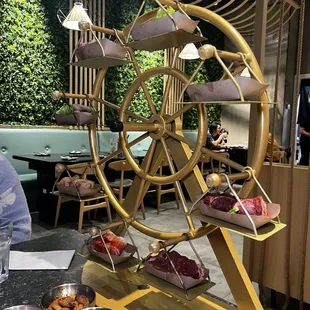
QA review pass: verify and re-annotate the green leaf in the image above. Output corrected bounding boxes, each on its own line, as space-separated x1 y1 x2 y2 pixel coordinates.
155 7 175 19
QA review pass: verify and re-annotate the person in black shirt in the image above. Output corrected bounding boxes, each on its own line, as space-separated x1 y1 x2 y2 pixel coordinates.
299 124 310 165
297 80 310 165
206 122 228 150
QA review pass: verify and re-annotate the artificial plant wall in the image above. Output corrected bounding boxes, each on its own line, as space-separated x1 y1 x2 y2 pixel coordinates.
104 0 164 126
0 0 222 128
0 0 68 125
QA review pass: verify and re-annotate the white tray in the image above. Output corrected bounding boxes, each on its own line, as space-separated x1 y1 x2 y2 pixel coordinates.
199 202 280 231
88 243 137 265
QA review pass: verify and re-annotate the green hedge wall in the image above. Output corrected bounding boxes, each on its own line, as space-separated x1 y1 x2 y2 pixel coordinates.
0 0 68 125
0 0 222 128
104 0 164 126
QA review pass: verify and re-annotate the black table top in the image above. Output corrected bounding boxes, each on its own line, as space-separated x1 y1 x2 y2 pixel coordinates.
13 151 147 166
0 230 88 309
13 153 107 165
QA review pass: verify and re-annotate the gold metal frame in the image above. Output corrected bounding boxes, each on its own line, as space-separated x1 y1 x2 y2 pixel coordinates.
51 1 283 308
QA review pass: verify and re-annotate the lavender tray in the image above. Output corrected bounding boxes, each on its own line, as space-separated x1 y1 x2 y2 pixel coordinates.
76 38 127 61
131 11 198 41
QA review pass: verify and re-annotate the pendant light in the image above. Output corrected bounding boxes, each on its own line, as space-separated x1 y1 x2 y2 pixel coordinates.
178 43 200 60
58 1 92 31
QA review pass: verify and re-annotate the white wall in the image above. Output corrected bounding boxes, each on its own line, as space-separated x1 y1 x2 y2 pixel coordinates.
221 25 288 146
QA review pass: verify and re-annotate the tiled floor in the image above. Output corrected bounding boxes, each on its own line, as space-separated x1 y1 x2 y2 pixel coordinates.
30 197 260 307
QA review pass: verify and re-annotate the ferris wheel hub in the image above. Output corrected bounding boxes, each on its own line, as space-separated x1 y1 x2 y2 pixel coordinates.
149 114 168 140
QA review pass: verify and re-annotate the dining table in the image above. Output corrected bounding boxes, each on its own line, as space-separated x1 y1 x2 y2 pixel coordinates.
0 229 237 310
13 151 147 225
0 230 88 309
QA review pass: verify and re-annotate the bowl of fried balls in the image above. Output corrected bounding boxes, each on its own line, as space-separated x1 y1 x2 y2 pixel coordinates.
40 283 96 310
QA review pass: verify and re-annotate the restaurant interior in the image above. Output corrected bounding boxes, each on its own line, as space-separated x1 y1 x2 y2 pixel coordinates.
1 0 310 309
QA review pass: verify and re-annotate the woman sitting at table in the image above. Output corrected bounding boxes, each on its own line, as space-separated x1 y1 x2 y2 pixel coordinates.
206 122 228 150
0 155 31 244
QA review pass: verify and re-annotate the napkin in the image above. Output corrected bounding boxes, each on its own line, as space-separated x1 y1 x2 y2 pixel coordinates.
9 250 75 270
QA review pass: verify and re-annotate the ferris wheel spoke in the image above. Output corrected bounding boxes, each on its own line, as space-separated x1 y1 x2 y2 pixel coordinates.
101 99 148 122
124 110 149 122
160 137 196 231
97 132 149 165
142 140 157 173
165 129 196 149
140 82 158 115
165 104 195 123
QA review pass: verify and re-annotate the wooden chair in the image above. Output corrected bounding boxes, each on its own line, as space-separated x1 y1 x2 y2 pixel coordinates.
200 151 231 176
200 153 212 177
155 157 180 215
108 159 146 219
210 151 232 174
272 150 287 163
53 163 112 232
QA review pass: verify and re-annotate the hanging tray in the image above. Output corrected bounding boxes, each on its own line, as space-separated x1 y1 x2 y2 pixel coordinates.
199 202 281 231
76 38 127 60
196 212 286 241
131 11 198 41
88 243 137 265
55 114 77 125
192 199 285 241
71 38 130 69
128 30 207 52
176 100 276 105
144 261 208 290
186 77 269 102
70 56 130 69
56 183 101 197
74 111 98 125
136 265 215 301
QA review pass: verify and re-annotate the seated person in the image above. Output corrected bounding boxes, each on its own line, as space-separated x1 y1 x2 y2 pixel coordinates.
206 122 228 150
0 155 31 244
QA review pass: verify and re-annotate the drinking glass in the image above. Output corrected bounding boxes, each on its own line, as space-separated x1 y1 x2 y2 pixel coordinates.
0 218 13 283
110 138 118 154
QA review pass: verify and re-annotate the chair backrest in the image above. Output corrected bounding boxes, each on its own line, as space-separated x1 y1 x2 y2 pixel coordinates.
200 153 211 163
55 163 105 184
108 159 138 202
272 150 286 163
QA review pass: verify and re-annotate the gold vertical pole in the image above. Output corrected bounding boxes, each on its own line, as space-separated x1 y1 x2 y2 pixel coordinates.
208 228 263 310
248 0 268 164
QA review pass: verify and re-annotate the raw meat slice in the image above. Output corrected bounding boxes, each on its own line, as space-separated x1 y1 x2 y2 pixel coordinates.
89 231 127 256
211 196 237 212
201 191 268 216
148 251 208 279
234 195 268 216
103 231 117 242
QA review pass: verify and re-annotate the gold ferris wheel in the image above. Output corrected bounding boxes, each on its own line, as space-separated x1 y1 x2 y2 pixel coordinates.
53 1 286 308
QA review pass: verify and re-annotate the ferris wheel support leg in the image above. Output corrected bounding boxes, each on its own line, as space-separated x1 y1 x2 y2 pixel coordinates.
208 228 263 310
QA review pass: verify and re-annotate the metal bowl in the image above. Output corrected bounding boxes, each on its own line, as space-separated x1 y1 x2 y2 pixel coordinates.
84 308 112 310
40 283 96 309
4 307 41 310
